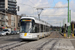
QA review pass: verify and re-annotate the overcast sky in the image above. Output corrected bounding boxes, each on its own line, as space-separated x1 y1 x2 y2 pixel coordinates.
17 0 75 26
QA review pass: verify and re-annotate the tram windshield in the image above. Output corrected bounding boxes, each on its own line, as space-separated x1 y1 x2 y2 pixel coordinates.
20 19 32 33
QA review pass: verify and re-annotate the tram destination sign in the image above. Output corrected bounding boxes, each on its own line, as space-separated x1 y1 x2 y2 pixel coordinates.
21 19 32 22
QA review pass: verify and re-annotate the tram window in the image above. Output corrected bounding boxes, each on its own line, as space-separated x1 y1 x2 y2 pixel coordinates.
35 24 39 33
31 23 39 33
20 21 32 33
30 20 35 33
31 23 50 33
32 20 35 27
43 25 45 32
46 26 48 32
35 27 39 33
45 26 46 32
41 25 43 32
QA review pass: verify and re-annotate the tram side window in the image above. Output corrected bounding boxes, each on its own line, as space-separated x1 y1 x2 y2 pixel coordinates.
43 25 45 32
45 26 49 32
31 20 35 33
35 24 39 33
46 26 49 32
45 26 46 32
41 24 43 32
33 23 50 33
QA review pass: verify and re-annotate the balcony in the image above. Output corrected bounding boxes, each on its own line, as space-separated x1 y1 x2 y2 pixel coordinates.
0 0 4 2
0 25 1 27
6 22 9 27
0 8 5 9
1 17 9 22
0 8 5 11
8 6 16 9
0 2 5 5
8 3 16 6
2 21 5 26
1 19 5 21
1 25 5 26
0 5 5 8
0 18 1 21
5 16 8 20
8 0 17 3
8 9 16 12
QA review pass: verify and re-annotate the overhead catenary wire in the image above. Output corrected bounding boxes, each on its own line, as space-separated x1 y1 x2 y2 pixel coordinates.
42 15 68 16
34 7 68 9
29 0 35 5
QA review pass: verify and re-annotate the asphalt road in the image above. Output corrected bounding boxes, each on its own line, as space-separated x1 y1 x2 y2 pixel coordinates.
0 34 20 45
0 31 63 45
49 31 64 38
0 31 75 50
12 32 75 50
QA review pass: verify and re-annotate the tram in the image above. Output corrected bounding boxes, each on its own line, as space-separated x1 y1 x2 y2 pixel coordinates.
19 17 51 40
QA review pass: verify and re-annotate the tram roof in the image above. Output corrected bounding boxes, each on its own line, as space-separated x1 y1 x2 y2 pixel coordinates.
21 17 50 26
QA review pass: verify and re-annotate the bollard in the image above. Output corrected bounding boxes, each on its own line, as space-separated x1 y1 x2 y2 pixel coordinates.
64 33 66 37
72 34 74 37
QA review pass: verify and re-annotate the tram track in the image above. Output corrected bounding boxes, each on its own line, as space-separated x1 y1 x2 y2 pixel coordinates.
0 31 63 50
37 39 54 50
0 34 19 45
0 35 19 39
0 40 32 50
36 31 61 50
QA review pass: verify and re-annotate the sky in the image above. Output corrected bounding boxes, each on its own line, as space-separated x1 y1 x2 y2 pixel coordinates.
17 0 75 26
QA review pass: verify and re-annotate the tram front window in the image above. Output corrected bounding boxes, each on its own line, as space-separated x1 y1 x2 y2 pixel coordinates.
20 21 32 33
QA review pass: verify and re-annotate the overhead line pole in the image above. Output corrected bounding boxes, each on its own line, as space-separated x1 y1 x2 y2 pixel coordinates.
68 0 69 23
69 10 71 35
67 0 70 38
36 8 44 32
36 8 43 20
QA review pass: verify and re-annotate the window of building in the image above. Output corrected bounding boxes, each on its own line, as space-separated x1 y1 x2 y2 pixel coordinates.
11 22 15 27
2 22 5 25
11 15 15 21
2 15 5 19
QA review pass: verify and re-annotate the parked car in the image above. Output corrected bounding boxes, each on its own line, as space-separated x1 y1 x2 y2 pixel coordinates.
11 31 14 35
16 31 19 34
0 29 11 36
14 31 17 34
0 31 6 36
11 31 17 35
11 31 16 34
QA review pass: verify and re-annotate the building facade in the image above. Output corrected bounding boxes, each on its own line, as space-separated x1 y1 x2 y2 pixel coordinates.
0 12 21 31
0 0 21 31
0 0 17 15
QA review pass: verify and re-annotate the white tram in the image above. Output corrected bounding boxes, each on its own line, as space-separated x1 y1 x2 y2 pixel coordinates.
19 17 51 40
